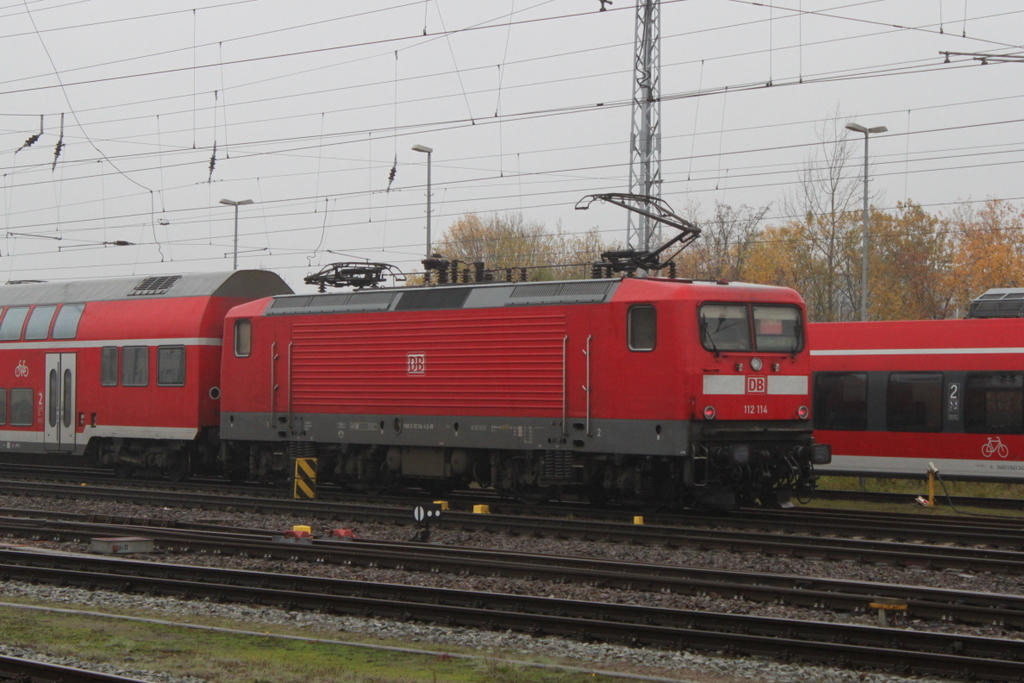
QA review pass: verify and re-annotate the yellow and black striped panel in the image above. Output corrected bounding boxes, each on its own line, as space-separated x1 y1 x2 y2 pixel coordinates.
292 457 317 500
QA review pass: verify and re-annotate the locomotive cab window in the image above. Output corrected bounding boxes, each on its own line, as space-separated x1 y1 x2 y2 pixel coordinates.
700 304 751 352
123 346 149 387
157 346 186 386
887 373 943 432
101 347 118 386
24 305 57 340
753 305 803 353
965 372 1024 434
234 319 252 357
628 305 656 351
814 372 867 431
52 303 85 339
0 307 29 341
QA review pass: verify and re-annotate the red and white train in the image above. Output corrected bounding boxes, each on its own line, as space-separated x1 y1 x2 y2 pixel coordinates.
0 268 829 507
0 271 292 479
811 288 1024 482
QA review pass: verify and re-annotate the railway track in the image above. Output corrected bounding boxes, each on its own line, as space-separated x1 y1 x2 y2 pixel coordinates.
813 488 1024 511
2 509 1024 630
1 545 1023 681
4 480 1024 573
0 654 153 683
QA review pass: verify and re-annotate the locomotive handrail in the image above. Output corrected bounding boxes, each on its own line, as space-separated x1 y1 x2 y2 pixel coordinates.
287 341 294 431
584 335 592 437
270 341 277 429
562 335 568 439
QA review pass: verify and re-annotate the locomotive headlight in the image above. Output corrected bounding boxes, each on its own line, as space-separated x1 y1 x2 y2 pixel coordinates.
703 406 716 420
750 357 762 372
797 405 810 420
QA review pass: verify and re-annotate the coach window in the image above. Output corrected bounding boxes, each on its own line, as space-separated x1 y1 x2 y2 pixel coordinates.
814 373 867 431
965 373 1024 434
234 319 252 357
52 303 85 339
10 388 32 426
628 305 656 351
24 305 57 340
158 346 186 386
123 346 149 387
699 303 751 352
101 347 118 386
0 307 29 341
0 389 7 425
887 373 944 432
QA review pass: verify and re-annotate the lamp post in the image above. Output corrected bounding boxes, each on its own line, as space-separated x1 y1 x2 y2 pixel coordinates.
219 198 253 271
845 122 886 321
411 144 433 258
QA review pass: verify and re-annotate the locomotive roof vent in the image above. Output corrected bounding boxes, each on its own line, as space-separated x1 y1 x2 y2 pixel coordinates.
130 274 182 296
967 288 1024 318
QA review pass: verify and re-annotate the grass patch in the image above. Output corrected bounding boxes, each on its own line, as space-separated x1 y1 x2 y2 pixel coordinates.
816 475 1024 499
0 603 628 683
800 476 1024 517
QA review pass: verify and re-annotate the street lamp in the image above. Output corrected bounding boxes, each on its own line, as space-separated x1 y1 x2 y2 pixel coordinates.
219 198 254 271
845 122 887 321
411 144 433 258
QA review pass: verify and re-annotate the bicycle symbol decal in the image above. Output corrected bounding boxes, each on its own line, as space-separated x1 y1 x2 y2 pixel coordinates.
982 436 1010 459
13 361 28 378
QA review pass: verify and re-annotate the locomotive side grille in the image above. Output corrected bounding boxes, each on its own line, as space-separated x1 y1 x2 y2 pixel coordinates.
508 280 614 305
289 311 567 412
510 283 562 298
395 288 470 311
130 275 181 296
271 296 313 309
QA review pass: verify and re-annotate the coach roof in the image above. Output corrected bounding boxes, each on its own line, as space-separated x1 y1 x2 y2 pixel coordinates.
0 270 292 307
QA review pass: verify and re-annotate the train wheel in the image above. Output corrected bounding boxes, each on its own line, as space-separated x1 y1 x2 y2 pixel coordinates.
518 486 553 505
113 461 134 480
167 452 192 483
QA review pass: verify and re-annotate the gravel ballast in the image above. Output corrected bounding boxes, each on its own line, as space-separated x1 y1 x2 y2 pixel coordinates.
0 492 1017 683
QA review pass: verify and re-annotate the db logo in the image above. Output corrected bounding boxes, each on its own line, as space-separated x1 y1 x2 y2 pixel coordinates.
746 376 766 394
407 353 426 375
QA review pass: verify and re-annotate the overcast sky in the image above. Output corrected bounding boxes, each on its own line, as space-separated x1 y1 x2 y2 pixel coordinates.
1 0 1021 291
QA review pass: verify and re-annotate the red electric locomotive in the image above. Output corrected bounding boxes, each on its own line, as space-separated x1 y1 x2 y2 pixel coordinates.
0 270 291 478
220 275 830 507
811 288 1024 482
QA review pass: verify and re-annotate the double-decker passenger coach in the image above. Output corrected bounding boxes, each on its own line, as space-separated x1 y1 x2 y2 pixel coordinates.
0 271 291 478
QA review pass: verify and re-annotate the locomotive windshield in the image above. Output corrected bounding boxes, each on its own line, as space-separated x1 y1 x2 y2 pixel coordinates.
699 303 803 353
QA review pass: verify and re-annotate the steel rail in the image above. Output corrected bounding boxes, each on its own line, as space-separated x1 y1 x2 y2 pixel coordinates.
0 654 154 683
1 548 1024 681
5 481 1024 573
2 512 1024 630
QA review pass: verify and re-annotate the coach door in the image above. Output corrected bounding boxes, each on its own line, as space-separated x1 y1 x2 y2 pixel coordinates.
44 353 77 453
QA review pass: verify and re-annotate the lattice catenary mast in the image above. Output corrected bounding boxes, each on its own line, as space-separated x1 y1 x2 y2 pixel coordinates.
627 0 662 252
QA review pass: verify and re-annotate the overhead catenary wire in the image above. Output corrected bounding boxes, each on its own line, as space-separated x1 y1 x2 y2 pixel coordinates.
1 1 1021 281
